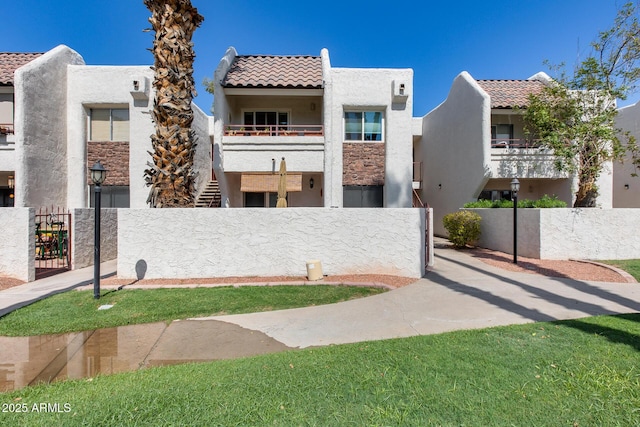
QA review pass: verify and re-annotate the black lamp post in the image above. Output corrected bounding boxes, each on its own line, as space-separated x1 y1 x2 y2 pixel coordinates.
511 178 520 264
90 161 107 299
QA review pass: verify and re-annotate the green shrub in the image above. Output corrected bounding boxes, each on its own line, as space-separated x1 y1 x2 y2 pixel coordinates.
443 210 482 248
463 194 567 209
532 194 567 208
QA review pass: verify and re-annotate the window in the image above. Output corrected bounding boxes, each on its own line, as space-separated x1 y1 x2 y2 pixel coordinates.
344 111 383 142
491 124 513 142
90 108 130 141
244 111 289 131
244 192 286 207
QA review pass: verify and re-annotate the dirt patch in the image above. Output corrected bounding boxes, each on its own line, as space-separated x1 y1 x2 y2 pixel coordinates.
101 274 419 289
0 277 26 291
463 246 634 283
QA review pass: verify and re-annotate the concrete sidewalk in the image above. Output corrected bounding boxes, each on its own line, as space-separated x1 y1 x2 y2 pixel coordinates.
204 246 640 348
2 246 640 392
0 260 117 317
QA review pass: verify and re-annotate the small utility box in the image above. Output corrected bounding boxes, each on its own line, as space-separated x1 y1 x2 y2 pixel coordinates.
306 260 323 281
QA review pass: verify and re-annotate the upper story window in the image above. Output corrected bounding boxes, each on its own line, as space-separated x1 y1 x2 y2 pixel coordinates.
90 108 130 141
244 111 289 127
344 111 384 142
491 124 513 142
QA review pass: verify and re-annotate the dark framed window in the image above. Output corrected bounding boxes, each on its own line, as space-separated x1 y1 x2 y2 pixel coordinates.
344 111 384 141
491 124 513 142
243 111 289 131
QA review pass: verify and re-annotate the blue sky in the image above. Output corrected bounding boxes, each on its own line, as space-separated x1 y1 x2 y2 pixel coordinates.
3 0 635 116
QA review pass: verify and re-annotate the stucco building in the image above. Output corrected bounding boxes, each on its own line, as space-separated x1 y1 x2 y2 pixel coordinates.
413 71 616 235
4 45 417 211
0 52 42 207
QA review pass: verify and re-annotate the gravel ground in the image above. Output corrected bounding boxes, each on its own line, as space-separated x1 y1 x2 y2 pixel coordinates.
464 246 636 283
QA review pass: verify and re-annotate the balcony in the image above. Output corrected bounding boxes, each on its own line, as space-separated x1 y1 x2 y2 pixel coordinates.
491 139 540 149
225 124 323 137
490 140 564 179
221 124 325 172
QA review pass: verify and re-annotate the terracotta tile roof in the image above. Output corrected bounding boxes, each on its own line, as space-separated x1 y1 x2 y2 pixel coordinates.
0 53 42 85
476 79 546 108
223 55 323 89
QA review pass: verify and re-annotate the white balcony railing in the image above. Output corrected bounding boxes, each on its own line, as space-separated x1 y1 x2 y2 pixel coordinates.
491 139 541 149
225 124 323 137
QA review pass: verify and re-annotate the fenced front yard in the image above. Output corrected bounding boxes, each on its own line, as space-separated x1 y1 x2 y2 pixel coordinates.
0 208 118 282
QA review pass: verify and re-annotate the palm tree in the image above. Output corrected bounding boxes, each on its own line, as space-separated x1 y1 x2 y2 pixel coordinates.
143 0 203 207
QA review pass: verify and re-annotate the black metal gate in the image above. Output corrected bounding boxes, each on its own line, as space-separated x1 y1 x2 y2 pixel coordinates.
35 207 71 279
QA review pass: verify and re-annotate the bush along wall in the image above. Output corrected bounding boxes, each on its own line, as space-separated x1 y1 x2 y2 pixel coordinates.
463 194 567 209
442 210 481 248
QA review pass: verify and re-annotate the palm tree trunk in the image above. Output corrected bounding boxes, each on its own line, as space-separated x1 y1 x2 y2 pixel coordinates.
144 0 203 207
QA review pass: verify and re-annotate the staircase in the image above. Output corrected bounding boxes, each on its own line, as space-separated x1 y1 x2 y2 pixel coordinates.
195 180 222 208
412 188 425 208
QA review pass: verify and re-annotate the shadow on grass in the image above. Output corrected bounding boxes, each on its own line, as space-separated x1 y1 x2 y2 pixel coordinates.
557 314 640 352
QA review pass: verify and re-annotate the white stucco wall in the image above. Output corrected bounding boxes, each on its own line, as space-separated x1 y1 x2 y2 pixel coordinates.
212 47 238 207
192 103 213 197
0 208 35 281
0 141 15 172
469 208 640 260
66 65 155 208
420 72 491 235
614 100 640 207
222 137 325 172
14 45 85 208
118 208 426 279
327 67 414 208
71 208 118 269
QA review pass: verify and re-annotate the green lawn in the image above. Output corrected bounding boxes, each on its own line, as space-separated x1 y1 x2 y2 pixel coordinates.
0 286 386 336
601 259 640 281
1 314 639 426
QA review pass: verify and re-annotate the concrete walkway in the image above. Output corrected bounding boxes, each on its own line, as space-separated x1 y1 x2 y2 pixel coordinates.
204 246 640 348
1 246 640 392
0 260 117 317
2 249 640 341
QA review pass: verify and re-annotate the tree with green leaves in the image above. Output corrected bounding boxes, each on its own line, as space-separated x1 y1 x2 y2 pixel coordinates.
523 2 640 207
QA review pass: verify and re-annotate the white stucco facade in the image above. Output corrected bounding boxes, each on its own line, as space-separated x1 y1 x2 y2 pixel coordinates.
14 45 85 208
415 70 617 235
326 67 414 208
614 100 640 207
418 72 491 235
0 208 34 282
66 65 155 208
212 47 414 209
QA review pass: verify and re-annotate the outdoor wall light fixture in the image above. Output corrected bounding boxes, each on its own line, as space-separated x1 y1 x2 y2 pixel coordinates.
90 161 107 300
309 178 314 189
510 178 520 264
8 175 14 189
625 184 630 190
438 183 442 190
